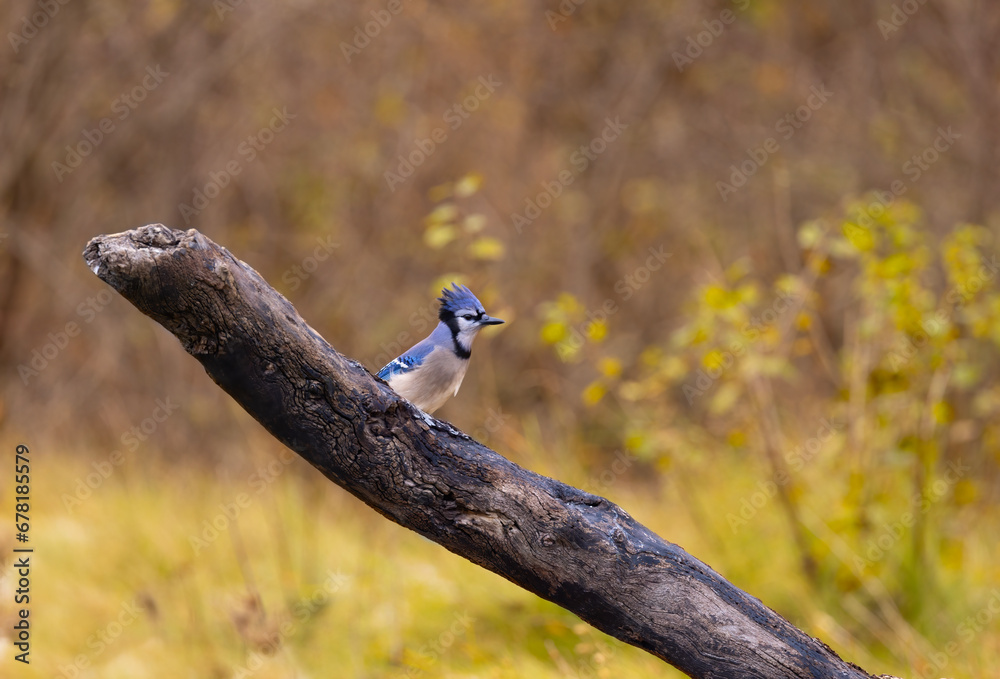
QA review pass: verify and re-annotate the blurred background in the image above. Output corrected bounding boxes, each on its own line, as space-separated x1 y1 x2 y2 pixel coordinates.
2 0 999 677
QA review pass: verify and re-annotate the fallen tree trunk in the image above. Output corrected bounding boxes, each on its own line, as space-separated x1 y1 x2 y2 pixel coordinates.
83 224 887 679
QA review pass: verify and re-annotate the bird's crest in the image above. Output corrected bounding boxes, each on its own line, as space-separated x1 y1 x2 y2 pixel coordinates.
438 283 484 319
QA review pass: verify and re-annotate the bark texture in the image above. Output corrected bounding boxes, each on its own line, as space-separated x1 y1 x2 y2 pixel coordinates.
83 224 886 679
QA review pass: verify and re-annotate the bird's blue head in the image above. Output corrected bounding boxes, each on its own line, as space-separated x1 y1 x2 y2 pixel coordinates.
438 283 504 354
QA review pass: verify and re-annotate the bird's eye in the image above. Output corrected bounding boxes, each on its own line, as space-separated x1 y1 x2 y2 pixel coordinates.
463 314 476 321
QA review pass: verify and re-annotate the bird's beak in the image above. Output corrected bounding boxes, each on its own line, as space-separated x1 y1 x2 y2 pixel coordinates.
479 315 505 326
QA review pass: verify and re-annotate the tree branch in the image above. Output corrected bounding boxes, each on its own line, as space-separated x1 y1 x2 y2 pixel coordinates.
83 224 886 679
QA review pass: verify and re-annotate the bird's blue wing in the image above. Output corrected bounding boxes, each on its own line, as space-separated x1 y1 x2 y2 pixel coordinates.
377 340 434 380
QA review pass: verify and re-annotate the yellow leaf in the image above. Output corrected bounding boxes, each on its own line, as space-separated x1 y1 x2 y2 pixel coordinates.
556 292 584 317
939 537 964 571
424 223 457 249
428 182 453 202
598 357 622 378
797 220 824 248
463 214 487 233
467 236 505 261
932 401 953 424
624 431 645 451
582 381 606 406
586 320 607 343
454 173 483 197
725 258 752 283
710 381 741 414
953 479 978 505
735 283 759 305
702 349 726 371
424 203 458 225
703 285 732 310
662 355 688 380
541 321 567 344
808 255 832 274
374 92 406 125
842 222 874 251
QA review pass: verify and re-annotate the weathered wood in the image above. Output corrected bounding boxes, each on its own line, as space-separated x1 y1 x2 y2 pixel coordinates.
83 224 884 679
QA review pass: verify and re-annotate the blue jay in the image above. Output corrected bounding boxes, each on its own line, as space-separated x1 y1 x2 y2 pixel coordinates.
378 283 504 413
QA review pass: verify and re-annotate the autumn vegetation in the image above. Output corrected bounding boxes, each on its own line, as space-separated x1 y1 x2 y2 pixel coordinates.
1 1 999 677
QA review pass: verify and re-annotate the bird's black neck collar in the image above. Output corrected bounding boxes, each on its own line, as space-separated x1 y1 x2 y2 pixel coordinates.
442 313 472 359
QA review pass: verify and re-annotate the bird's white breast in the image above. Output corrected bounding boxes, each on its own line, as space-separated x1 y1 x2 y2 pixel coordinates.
386 346 470 413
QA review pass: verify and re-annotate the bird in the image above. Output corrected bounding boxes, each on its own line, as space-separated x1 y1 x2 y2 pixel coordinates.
377 283 504 413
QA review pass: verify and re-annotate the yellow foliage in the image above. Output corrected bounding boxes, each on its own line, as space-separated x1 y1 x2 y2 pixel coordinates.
727 429 747 448
424 222 458 249
582 381 606 406
586 320 607 342
467 236 505 261
598 357 622 378
842 222 875 251
932 401 953 424
556 292 584 316
428 182 454 202
953 479 978 505
703 284 736 310
454 172 483 197
463 213 487 233
702 350 726 371
425 203 459 225
541 321 568 345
